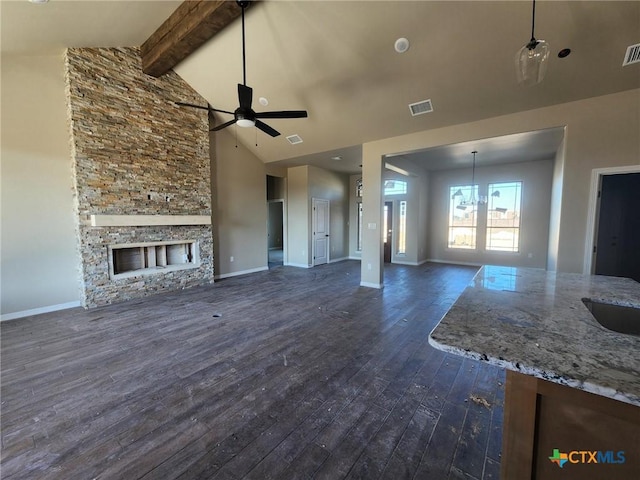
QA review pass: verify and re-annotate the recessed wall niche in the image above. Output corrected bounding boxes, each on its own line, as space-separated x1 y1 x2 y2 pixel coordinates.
109 240 200 279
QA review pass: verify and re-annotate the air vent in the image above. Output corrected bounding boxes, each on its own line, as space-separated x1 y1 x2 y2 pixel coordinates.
408 99 433 116
622 43 640 66
286 134 303 145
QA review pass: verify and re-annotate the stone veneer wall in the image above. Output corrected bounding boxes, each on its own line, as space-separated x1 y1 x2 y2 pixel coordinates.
65 47 213 307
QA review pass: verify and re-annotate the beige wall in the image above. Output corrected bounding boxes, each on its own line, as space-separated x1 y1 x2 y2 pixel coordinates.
547 135 566 271
1 54 81 317
417 172 430 264
212 129 268 277
428 159 554 268
286 166 310 267
287 165 349 266
360 88 640 286
308 165 349 262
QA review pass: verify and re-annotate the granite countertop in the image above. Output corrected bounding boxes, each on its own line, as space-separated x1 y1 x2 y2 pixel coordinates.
428 265 640 407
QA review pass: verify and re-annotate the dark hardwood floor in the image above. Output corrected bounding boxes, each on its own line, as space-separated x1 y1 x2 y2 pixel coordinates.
1 261 504 479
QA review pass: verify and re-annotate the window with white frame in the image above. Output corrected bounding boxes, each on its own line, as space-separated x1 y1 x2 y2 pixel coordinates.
384 180 407 195
398 200 407 254
486 181 522 252
356 202 363 251
448 185 478 249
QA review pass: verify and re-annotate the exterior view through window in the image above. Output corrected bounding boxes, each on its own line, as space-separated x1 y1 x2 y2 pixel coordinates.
448 185 478 249
486 181 522 252
398 200 407 254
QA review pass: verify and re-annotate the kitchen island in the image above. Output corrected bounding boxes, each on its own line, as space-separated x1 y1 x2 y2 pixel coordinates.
429 265 640 480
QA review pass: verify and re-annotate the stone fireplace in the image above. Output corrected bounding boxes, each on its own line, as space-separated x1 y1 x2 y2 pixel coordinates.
65 47 214 308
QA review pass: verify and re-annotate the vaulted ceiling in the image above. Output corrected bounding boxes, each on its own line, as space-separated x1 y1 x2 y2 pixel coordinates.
3 1 639 174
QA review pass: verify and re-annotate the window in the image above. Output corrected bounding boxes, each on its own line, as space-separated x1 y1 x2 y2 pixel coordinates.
356 178 363 198
398 200 407 254
384 180 407 195
486 181 522 252
357 202 363 251
448 185 478 249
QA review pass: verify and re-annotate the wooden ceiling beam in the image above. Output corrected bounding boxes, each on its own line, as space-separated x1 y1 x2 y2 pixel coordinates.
141 0 248 78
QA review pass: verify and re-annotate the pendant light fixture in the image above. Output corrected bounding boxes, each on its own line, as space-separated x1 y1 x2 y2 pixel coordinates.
515 0 550 86
454 151 487 209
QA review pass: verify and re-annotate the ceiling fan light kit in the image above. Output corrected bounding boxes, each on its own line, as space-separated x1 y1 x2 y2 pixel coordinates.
516 0 550 86
176 0 308 138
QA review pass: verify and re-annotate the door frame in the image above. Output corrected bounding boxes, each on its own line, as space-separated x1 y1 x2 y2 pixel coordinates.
584 165 640 274
384 201 393 263
312 197 330 266
267 198 285 265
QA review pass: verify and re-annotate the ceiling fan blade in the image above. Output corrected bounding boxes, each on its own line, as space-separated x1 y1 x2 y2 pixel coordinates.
210 119 237 132
255 110 308 119
209 107 235 115
175 101 209 111
238 83 253 109
175 101 234 116
255 120 280 137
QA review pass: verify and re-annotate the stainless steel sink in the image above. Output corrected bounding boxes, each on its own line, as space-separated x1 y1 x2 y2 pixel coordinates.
582 299 640 335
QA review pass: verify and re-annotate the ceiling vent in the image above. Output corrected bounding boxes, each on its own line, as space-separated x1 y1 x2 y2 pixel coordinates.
622 43 640 66
286 134 303 145
408 99 433 116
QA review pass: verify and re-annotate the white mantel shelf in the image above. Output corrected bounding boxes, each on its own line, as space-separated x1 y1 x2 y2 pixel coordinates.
90 214 211 227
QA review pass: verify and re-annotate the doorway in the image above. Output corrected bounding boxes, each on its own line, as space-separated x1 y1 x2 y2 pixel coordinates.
593 173 640 282
384 201 392 263
267 200 284 268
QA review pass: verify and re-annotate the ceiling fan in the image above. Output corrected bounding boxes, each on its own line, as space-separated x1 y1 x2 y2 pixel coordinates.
176 0 308 137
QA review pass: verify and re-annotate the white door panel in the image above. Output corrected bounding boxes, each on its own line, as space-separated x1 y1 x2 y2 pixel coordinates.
313 198 329 266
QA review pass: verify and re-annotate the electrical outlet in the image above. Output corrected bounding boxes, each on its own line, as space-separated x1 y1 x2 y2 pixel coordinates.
230 256 234 262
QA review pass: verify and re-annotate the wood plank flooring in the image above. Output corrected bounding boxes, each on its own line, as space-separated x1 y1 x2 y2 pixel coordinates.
1 261 505 479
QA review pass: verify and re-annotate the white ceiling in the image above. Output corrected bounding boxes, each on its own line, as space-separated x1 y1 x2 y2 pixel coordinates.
2 1 639 175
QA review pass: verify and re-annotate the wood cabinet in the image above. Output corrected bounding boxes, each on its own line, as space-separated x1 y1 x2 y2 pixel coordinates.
501 370 640 480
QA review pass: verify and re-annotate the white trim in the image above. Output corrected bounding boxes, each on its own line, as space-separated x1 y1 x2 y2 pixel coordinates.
391 259 429 266
90 214 211 227
360 281 384 289
215 266 268 280
329 256 349 264
285 262 312 268
584 165 640 275
1 301 82 321
426 258 483 267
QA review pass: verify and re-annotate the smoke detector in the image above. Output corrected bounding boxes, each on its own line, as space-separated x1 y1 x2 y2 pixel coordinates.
394 38 410 54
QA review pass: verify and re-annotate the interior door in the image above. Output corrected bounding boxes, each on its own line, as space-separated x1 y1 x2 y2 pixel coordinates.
594 173 640 282
384 201 392 263
313 198 329 266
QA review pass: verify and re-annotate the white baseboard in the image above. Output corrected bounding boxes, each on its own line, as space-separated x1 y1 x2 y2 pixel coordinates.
426 258 483 267
1 301 82 321
215 266 268 280
348 255 362 260
392 258 430 266
329 256 348 264
360 281 384 289
285 262 311 268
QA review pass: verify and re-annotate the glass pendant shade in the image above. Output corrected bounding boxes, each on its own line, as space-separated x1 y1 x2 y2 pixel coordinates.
515 39 550 86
